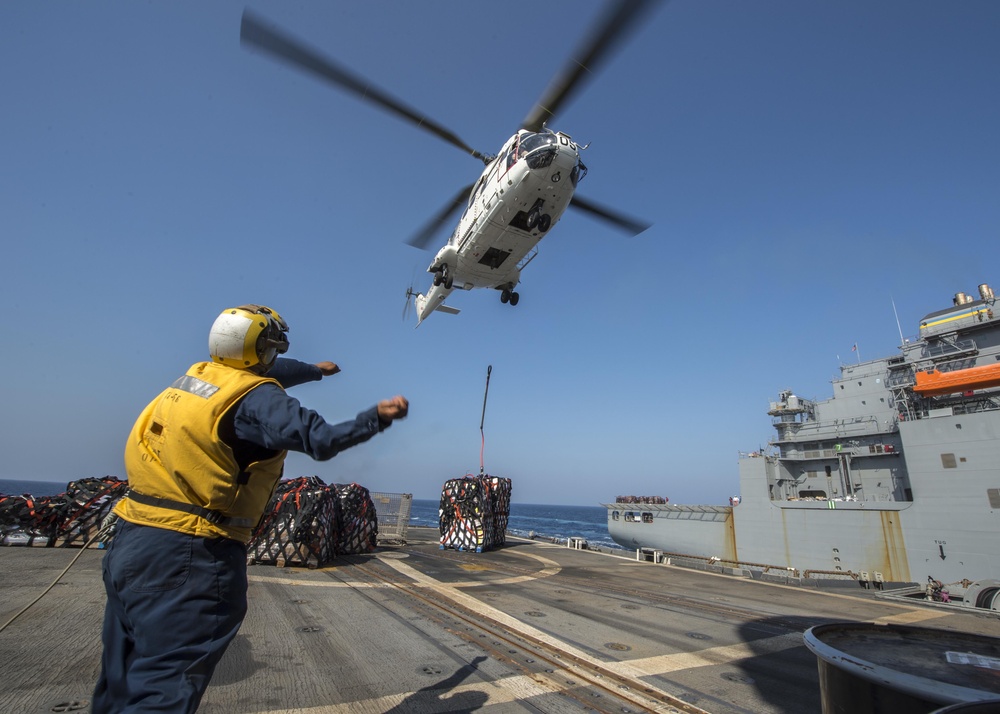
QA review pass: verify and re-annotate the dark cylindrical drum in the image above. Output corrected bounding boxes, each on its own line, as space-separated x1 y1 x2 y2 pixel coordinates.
803 622 1000 714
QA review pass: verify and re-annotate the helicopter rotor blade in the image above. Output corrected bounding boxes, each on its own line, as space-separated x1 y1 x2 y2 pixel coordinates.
521 0 661 133
240 10 489 163
570 195 651 236
406 182 475 250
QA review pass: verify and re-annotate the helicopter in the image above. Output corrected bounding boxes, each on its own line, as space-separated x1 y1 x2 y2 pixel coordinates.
240 2 658 325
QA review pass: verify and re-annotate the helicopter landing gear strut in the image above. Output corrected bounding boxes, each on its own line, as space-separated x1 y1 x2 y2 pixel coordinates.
432 264 454 290
500 286 520 306
525 203 552 233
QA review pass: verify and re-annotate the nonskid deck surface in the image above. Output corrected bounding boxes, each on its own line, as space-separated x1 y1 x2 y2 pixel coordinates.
3 527 999 713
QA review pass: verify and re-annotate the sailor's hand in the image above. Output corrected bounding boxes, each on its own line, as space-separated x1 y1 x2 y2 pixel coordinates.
377 396 409 422
316 362 341 376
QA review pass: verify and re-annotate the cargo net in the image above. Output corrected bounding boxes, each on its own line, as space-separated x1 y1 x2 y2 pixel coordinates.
334 482 378 555
248 477 378 568
0 477 127 548
439 475 512 553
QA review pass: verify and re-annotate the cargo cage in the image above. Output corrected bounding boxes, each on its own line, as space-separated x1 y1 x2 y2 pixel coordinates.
371 492 413 544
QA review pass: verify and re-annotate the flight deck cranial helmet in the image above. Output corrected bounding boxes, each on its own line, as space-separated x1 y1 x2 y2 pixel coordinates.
208 304 289 372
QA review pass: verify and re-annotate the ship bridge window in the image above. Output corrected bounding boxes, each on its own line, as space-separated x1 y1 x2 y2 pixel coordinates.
624 511 640 522
642 512 653 524
612 510 620 521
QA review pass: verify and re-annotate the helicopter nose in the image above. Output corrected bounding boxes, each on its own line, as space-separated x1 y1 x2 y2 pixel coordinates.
545 148 579 184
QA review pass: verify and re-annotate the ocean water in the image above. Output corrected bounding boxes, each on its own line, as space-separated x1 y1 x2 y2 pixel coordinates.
0 479 70 497
410 498 622 551
0 480 622 551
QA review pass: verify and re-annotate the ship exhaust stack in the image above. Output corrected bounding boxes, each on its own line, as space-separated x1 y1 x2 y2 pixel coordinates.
979 283 995 301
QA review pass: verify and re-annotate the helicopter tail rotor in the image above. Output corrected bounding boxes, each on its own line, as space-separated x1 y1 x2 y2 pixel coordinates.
402 285 417 322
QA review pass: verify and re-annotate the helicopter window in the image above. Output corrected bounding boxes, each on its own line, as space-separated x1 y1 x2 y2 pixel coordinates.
505 137 520 170
521 132 559 170
469 176 486 207
519 133 558 154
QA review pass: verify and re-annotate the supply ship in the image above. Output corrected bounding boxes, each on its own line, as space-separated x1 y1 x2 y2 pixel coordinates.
606 282 1000 609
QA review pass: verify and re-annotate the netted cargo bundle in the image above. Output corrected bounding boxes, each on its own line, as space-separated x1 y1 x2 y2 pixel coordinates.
334 482 378 555
0 491 67 547
439 475 512 552
56 476 128 547
248 476 339 568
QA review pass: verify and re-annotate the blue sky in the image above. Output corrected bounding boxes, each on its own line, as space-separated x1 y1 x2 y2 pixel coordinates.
3 1 998 506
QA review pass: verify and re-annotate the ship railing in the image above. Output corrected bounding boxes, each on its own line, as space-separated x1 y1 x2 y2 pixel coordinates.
776 444 897 460
922 337 977 360
642 550 801 579
738 451 772 460
802 569 871 584
771 415 888 437
885 371 915 389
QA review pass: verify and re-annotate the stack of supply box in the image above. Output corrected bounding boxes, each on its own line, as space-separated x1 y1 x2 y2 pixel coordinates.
249 476 338 567
0 476 126 547
248 476 379 568
333 482 378 554
57 476 128 546
438 475 512 552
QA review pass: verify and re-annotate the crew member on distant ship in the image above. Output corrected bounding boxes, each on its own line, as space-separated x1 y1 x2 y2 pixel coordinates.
92 304 409 714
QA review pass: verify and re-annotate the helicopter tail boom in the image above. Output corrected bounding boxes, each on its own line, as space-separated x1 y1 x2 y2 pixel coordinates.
414 289 461 326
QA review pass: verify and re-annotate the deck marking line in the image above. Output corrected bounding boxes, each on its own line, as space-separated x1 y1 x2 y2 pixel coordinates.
382 557 711 714
873 609 951 625
604 632 803 676
248 551 562 589
250 673 549 714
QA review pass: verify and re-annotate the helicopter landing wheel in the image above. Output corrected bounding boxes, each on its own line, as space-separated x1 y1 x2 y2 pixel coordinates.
509 291 520 306
432 270 443 287
538 214 551 232
525 208 540 231
500 289 511 304
444 275 454 290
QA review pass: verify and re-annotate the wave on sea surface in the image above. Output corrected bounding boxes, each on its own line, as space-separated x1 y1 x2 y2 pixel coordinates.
410 499 622 551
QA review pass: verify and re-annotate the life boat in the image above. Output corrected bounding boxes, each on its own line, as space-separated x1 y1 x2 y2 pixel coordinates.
913 362 1000 397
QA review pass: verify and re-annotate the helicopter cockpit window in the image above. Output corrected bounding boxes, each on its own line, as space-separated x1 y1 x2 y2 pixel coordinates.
505 136 520 170
519 133 557 154
520 132 559 170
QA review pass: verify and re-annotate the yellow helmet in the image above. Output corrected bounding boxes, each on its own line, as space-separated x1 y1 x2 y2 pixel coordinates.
208 304 289 371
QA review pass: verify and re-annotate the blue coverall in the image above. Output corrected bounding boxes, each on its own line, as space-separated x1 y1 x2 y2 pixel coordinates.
93 358 389 713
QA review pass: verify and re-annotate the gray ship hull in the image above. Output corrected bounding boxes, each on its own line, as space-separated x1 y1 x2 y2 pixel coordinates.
608 282 1000 606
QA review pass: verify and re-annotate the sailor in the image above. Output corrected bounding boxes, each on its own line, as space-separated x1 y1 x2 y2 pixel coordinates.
92 304 408 713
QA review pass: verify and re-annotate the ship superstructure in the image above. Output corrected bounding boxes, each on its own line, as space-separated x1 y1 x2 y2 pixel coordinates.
606 283 1000 609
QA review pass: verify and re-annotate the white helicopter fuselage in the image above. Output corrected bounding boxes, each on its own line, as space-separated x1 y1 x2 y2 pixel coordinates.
415 129 586 324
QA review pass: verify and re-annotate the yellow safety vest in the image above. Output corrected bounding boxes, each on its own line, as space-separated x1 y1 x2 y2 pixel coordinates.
116 361 287 542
